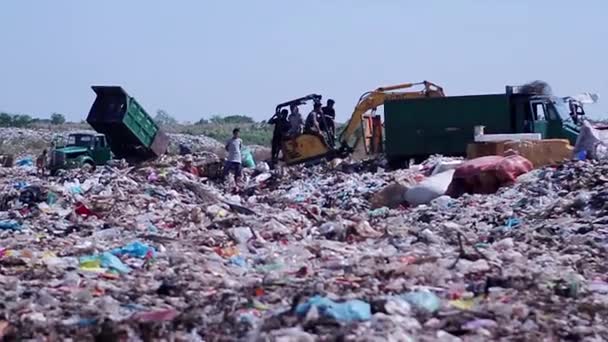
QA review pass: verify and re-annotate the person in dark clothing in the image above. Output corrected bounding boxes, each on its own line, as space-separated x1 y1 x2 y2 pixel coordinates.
269 109 289 163
304 103 323 134
321 99 336 146
304 102 328 146
178 144 192 156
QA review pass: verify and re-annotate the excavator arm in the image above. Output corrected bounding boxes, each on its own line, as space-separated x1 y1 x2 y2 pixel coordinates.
338 81 445 153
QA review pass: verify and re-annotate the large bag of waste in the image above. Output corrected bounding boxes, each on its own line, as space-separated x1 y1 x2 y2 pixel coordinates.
242 148 255 168
573 120 608 160
446 155 533 197
371 182 409 209
405 169 455 206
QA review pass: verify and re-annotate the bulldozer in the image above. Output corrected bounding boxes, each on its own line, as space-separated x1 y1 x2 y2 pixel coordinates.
273 81 445 165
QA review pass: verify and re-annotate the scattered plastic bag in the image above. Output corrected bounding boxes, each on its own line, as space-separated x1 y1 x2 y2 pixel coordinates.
405 170 455 206
15 157 33 167
110 241 155 259
295 295 372 322
0 220 21 231
256 162 270 173
132 308 179 322
80 252 131 274
400 291 441 313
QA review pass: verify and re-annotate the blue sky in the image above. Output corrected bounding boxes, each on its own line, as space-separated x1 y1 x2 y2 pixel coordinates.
1 0 607 122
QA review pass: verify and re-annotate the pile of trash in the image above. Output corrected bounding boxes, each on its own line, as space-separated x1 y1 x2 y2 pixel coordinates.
2 149 608 340
0 127 270 163
168 133 224 154
0 128 59 156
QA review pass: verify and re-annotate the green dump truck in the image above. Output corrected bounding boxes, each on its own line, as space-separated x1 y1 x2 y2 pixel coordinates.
384 85 582 167
49 86 169 174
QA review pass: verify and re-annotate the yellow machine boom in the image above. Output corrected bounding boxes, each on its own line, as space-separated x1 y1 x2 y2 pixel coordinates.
277 81 445 165
338 81 445 153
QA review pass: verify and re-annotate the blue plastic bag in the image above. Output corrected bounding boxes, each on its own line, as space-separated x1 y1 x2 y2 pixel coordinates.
99 252 131 273
110 241 155 258
0 220 21 231
228 256 247 267
16 157 33 167
295 295 371 322
80 252 131 274
400 291 441 313
505 217 521 229
577 150 587 161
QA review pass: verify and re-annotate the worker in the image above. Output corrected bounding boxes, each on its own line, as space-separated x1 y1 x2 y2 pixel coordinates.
182 156 199 176
321 99 336 146
304 102 323 135
269 109 289 163
36 149 47 176
287 105 303 137
179 143 192 156
223 128 243 182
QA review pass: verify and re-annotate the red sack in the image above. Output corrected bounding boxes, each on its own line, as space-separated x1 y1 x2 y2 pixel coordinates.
446 155 533 197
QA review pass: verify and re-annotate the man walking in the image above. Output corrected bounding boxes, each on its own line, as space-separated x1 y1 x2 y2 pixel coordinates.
224 128 243 182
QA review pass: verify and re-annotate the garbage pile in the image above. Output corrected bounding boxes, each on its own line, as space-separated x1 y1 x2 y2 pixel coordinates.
168 133 224 154
2 152 608 340
0 128 59 156
0 127 269 161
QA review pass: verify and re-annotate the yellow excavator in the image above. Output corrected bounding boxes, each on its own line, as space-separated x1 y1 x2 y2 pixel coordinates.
277 81 445 165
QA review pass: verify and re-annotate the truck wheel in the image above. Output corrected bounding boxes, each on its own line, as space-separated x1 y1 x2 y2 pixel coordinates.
83 161 96 172
388 158 409 170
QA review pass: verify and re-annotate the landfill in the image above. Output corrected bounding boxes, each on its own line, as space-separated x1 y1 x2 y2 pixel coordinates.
2 130 608 340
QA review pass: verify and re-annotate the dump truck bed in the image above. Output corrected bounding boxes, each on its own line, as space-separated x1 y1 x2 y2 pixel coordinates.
86 86 168 159
384 94 512 161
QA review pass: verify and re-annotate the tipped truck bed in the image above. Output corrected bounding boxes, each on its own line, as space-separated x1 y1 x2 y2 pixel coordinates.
86 86 168 159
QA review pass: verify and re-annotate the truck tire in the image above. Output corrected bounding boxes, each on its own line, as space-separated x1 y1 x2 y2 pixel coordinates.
388 158 409 170
83 161 96 172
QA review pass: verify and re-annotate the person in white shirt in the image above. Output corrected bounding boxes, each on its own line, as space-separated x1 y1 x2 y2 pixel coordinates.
224 128 242 181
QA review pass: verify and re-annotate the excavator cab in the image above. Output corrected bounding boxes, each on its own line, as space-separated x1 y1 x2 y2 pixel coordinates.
272 94 337 165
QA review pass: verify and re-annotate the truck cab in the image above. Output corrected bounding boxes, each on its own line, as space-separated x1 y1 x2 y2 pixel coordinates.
508 88 581 145
49 132 112 174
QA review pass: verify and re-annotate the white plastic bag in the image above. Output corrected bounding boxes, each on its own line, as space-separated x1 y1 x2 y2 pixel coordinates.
404 170 455 206
573 120 606 160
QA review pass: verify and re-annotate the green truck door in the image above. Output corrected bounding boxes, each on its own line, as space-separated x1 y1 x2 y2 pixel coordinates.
93 136 112 165
530 101 549 138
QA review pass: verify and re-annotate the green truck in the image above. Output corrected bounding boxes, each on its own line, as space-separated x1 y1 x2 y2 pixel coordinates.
383 85 582 167
49 86 169 174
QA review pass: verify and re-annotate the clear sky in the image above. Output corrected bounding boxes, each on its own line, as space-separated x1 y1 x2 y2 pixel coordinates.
1 0 607 122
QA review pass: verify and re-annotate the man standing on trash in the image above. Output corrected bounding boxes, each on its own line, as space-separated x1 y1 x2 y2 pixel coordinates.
224 128 243 182
269 109 289 164
36 149 47 176
305 102 328 145
305 103 322 134
288 104 303 137
321 99 336 146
